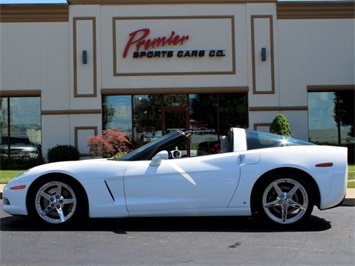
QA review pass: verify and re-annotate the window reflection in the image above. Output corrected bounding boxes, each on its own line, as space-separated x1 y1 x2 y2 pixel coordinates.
0 97 41 158
133 95 161 146
103 95 132 138
103 93 248 156
164 94 187 107
189 94 218 155
0 98 8 136
219 93 248 135
308 91 354 146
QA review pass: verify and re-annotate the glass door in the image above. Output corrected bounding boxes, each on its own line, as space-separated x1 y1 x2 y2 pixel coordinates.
162 94 189 134
164 111 187 134
162 94 190 156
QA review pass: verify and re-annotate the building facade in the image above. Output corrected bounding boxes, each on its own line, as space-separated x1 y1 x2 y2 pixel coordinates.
0 0 354 159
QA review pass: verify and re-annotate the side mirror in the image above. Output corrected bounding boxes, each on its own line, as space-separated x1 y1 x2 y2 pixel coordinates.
150 150 169 166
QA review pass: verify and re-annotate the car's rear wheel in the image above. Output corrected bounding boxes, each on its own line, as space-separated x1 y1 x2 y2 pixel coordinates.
255 173 314 226
28 176 85 227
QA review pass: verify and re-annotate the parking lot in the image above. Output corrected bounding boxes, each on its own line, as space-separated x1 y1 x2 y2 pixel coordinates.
1 201 354 266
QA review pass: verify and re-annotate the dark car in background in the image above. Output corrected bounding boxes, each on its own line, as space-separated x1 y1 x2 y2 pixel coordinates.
0 135 39 158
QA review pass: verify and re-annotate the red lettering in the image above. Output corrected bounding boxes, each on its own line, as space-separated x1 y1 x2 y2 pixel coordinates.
122 29 190 58
123 29 150 58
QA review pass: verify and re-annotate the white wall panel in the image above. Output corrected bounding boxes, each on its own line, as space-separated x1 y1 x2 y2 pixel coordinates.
75 126 97 156
277 21 308 107
99 4 248 89
73 17 96 97
305 20 354 85
251 16 274 94
42 115 71 159
0 24 42 90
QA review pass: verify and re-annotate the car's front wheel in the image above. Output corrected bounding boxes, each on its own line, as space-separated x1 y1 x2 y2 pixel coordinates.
255 173 314 226
27 176 85 227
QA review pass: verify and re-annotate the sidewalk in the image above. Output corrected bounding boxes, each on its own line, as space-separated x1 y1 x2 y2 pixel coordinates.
0 184 354 206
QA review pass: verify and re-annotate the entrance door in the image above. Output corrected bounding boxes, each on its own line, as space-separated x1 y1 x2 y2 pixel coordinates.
164 111 187 133
162 94 189 134
162 94 190 156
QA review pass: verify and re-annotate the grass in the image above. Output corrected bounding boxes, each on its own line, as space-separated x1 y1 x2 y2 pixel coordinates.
348 165 355 180
0 170 24 184
1 166 355 188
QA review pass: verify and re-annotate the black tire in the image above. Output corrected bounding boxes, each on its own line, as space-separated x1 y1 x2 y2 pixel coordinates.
254 172 314 227
27 175 85 227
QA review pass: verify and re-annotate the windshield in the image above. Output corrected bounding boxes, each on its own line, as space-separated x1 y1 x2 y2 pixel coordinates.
246 130 314 150
117 130 186 161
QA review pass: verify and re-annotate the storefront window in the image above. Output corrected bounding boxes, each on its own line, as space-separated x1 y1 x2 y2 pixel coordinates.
103 95 132 138
103 92 248 156
0 97 41 158
308 91 354 146
189 93 247 155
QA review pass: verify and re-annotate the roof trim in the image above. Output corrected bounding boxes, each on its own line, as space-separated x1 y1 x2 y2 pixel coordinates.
0 90 41 97
67 0 276 4
277 2 355 19
1 1 353 23
0 4 69 23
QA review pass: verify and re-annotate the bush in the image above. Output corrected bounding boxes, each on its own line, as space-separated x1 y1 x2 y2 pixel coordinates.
47 145 80 163
88 129 130 158
270 113 292 137
0 155 45 170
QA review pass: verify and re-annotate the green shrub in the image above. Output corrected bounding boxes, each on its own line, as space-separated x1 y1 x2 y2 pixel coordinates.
0 155 45 170
270 113 292 137
47 145 80 163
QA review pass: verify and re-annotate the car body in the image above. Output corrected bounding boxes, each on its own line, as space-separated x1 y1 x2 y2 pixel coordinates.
0 135 39 158
2 128 348 227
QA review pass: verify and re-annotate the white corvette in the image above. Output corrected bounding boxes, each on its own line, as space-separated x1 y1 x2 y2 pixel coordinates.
2 128 348 227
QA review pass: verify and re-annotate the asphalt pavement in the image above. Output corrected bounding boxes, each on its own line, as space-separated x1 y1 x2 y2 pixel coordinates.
0 184 354 206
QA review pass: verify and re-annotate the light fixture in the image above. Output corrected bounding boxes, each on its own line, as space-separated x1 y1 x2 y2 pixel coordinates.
82 50 88 64
261 48 267 62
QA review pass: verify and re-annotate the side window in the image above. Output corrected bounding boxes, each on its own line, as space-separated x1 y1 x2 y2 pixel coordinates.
246 132 264 150
246 130 284 150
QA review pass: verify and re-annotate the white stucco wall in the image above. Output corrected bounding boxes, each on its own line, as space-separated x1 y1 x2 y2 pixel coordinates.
274 18 354 140
0 22 73 157
0 23 70 109
94 4 249 89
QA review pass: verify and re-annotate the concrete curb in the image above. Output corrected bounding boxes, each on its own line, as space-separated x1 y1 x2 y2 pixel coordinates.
342 187 355 206
342 198 355 206
0 184 354 206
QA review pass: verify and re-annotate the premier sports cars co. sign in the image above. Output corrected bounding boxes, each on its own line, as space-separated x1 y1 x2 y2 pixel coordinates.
123 29 226 59
113 17 235 76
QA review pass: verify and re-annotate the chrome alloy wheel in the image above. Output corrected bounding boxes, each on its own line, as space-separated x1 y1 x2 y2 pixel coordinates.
35 181 77 224
262 178 309 225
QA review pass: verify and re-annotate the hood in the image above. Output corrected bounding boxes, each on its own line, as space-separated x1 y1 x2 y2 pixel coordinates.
26 158 130 179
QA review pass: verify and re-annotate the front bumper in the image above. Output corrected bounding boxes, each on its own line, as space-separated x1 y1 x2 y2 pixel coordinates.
2 183 29 216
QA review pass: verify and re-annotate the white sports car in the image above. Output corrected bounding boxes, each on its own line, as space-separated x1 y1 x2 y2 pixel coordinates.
2 128 348 228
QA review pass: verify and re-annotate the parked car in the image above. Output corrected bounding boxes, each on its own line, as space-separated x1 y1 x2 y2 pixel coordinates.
2 128 347 228
0 135 39 158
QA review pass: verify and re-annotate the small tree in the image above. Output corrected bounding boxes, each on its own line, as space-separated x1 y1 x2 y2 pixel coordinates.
270 113 292 137
87 129 130 158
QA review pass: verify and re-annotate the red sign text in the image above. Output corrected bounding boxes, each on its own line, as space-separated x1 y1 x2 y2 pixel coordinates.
123 29 190 58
